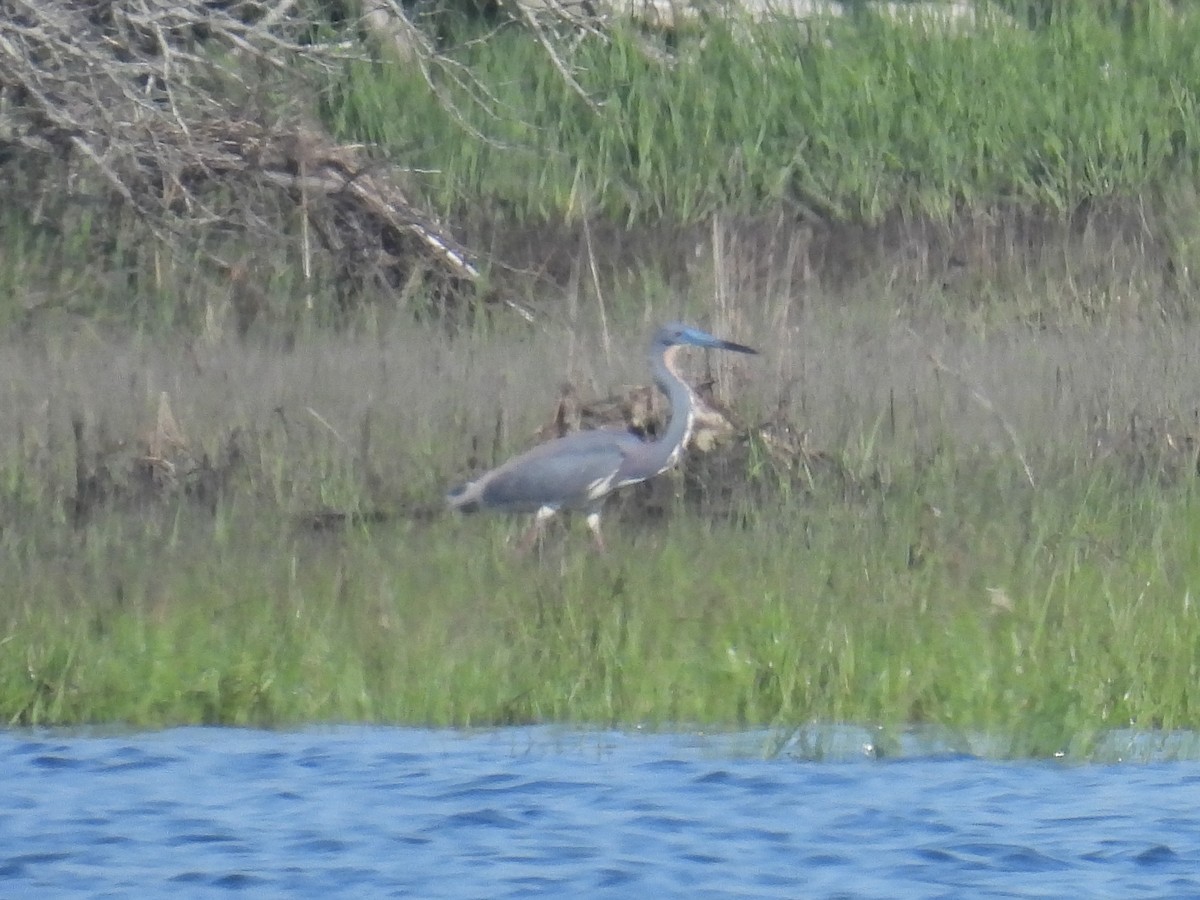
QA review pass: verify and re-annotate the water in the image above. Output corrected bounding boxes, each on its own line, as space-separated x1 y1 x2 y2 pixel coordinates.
3 726 1200 898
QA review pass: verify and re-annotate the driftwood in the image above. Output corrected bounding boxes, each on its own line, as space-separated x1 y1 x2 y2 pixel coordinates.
0 0 518 322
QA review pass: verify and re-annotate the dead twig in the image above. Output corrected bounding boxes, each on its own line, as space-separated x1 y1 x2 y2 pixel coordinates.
924 344 1037 490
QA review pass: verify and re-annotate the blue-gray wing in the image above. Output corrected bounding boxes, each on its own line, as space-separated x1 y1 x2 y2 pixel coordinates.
478 428 645 512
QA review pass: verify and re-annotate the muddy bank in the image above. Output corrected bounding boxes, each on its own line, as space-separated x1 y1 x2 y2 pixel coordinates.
469 202 1191 320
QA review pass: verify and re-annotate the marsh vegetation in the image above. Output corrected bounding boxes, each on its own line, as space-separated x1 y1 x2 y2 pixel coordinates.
3 3 1200 757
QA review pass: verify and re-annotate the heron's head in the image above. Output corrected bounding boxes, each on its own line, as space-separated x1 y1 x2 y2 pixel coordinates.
653 322 758 356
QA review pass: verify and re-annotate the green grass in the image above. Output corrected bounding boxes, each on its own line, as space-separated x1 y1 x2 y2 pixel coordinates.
4 457 1200 760
5 6 1200 759
328 6 1200 225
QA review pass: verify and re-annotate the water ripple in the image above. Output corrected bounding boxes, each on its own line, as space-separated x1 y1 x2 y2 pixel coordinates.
3 726 1200 897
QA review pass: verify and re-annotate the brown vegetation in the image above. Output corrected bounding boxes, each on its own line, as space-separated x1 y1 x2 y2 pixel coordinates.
69 393 241 525
0 0 492 321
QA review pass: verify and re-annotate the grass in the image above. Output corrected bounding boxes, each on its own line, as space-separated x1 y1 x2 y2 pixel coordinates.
4 455 1200 759
328 5 1200 225
4 7 1200 759
5 7 1200 332
3 309 1200 759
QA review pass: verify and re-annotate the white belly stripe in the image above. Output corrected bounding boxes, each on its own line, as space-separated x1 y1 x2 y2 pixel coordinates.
585 474 617 500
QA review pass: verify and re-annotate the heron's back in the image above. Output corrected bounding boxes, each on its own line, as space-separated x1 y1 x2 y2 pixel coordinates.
451 428 644 514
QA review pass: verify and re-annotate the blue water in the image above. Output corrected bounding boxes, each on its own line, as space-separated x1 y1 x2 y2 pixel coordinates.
3 726 1200 898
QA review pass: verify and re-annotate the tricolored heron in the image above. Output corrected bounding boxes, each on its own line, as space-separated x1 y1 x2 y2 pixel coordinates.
446 322 757 551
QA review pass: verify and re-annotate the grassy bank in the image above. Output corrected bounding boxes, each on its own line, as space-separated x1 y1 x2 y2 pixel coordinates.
4 6 1200 334
4 6 1200 758
3 313 1200 758
6 440 1200 758
331 5 1200 225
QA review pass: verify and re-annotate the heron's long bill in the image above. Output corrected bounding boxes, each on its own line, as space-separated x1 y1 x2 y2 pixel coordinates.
675 324 758 356
711 337 757 355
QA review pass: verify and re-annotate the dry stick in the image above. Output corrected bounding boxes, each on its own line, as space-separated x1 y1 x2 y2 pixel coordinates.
581 216 611 365
300 156 313 310
262 160 542 323
771 228 801 404
306 407 350 450
710 214 735 399
924 346 1037 490
152 22 190 139
255 168 479 282
260 0 300 28
2 0 531 325
512 0 602 112
565 247 581 380
0 15 241 259
364 0 519 145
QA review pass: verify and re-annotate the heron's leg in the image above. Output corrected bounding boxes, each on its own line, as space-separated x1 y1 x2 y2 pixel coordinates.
517 506 556 554
584 508 606 553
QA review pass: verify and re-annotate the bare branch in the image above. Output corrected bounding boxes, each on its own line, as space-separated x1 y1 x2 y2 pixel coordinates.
0 0 499 318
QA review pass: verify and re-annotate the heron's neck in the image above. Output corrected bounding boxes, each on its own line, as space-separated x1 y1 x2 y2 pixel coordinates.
651 345 697 460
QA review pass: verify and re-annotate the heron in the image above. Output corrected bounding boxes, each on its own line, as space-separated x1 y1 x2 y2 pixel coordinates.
446 322 758 551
